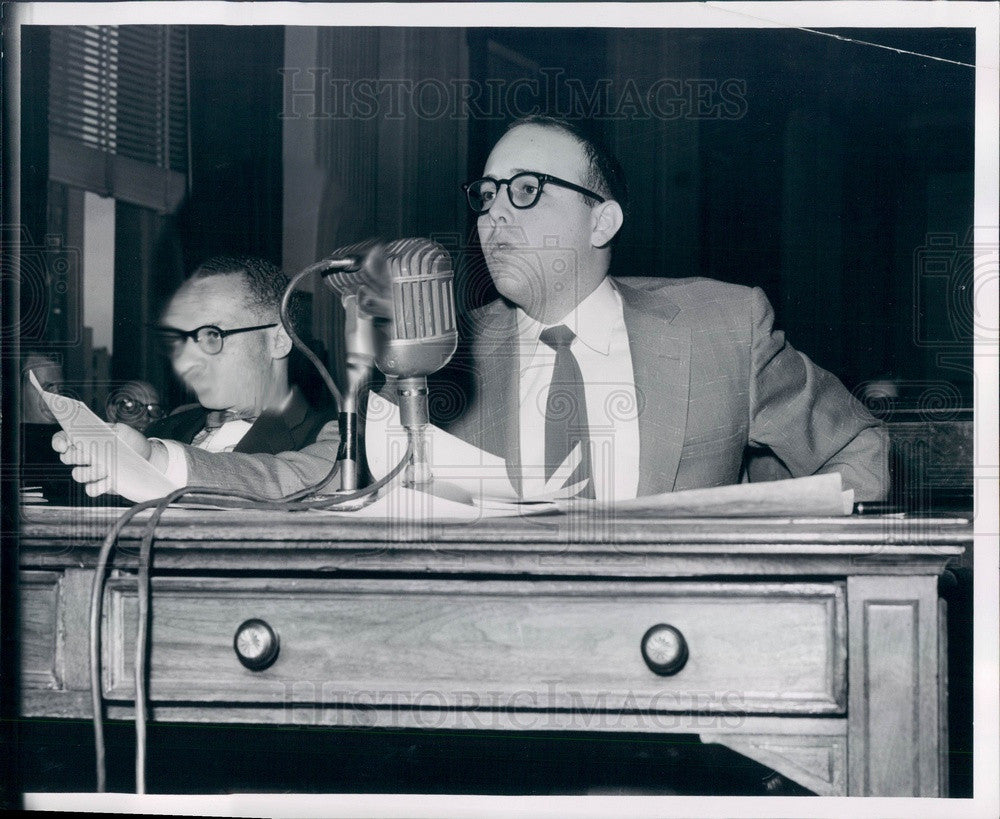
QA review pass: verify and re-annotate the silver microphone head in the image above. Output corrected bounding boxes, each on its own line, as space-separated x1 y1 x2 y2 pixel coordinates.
319 238 458 440
320 239 383 299
365 238 458 380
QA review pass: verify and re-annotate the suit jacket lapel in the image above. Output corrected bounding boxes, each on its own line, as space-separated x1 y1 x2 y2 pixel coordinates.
233 388 308 455
165 407 208 445
617 281 691 495
456 285 691 497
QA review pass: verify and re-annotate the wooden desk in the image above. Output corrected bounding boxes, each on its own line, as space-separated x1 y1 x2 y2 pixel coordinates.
18 505 969 797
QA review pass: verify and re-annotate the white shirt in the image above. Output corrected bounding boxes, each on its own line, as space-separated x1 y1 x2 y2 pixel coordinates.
190 419 253 453
516 278 639 501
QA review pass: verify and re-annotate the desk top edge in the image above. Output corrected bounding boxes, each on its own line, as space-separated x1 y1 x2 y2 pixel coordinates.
16 504 973 550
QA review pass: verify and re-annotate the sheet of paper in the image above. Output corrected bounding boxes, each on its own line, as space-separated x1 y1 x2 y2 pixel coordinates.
29 371 179 503
560 473 853 518
365 391 584 502
315 486 556 521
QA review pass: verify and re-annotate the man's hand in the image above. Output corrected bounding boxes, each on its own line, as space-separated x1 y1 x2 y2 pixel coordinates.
52 424 153 497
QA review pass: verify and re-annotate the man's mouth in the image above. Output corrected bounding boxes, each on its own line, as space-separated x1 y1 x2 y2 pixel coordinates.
488 241 513 259
182 371 209 392
483 225 526 258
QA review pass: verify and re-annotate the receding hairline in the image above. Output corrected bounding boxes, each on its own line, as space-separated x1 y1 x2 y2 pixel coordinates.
501 119 614 203
500 121 589 162
166 269 271 320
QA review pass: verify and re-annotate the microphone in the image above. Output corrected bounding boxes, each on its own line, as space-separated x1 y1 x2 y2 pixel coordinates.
317 240 382 490
319 238 384 299
322 238 458 485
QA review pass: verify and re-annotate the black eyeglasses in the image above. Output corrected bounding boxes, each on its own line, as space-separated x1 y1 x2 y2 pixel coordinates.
106 395 166 420
155 323 277 357
462 171 606 214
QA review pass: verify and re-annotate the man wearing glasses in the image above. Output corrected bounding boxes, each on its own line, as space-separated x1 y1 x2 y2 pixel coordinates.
57 117 887 501
152 256 334 459
53 256 333 496
446 115 888 501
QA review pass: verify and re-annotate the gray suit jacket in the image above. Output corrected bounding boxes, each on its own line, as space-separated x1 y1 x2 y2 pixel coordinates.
181 277 889 501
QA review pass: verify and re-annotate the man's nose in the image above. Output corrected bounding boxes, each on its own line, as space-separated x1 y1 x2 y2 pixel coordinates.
172 336 205 374
486 183 516 222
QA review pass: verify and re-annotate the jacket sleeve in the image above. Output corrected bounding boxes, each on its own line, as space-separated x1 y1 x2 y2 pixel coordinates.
747 287 889 501
180 419 341 498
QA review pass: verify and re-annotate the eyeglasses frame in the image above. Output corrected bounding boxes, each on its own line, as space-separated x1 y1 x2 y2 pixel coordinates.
107 395 166 419
462 171 606 214
154 322 278 357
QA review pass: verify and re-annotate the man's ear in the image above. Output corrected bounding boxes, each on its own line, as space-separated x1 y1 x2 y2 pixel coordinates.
270 322 293 359
590 200 624 248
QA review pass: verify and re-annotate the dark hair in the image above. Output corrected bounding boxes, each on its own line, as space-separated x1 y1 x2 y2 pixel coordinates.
506 115 630 216
187 255 305 331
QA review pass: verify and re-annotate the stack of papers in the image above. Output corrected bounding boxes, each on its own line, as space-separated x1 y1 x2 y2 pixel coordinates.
365 391 582 505
564 472 853 518
20 486 47 505
362 392 853 520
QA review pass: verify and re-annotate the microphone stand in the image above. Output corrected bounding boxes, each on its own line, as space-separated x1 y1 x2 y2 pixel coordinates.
319 237 457 492
338 295 374 491
394 376 432 486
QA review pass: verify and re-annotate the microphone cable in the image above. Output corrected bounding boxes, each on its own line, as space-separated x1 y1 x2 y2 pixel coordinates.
89 254 408 792
279 258 350 411
91 442 412 793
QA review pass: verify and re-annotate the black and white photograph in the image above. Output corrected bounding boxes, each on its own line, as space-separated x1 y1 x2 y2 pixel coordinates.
2 2 997 816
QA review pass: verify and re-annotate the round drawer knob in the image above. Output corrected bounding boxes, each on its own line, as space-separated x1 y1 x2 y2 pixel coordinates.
234 618 280 671
640 623 688 676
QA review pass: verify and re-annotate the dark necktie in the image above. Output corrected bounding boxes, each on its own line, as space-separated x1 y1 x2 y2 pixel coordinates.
539 325 594 498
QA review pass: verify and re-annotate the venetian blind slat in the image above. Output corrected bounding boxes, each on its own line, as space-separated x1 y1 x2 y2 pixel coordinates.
48 24 188 213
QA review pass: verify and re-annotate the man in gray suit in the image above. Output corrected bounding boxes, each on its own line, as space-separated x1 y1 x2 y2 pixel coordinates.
56 116 888 502
432 115 887 501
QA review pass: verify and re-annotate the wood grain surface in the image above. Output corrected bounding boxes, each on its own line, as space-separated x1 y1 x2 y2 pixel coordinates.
16 506 969 796
98 578 845 715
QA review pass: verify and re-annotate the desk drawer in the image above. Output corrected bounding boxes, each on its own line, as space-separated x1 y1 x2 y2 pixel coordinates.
104 578 846 714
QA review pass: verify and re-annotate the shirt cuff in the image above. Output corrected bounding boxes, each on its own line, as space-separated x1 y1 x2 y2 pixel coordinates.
152 438 190 487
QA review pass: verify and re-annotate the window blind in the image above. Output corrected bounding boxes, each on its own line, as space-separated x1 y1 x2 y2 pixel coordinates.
48 25 188 214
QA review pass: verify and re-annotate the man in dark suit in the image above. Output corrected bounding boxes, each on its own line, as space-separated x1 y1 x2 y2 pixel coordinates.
53 256 332 496
56 118 887 502
150 256 332 468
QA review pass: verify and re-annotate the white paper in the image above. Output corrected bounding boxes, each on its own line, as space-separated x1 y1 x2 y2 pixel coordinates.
561 472 852 518
29 371 179 502
365 391 585 502
316 485 556 521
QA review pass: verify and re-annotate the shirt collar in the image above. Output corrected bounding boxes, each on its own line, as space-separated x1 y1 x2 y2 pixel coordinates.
515 277 618 356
